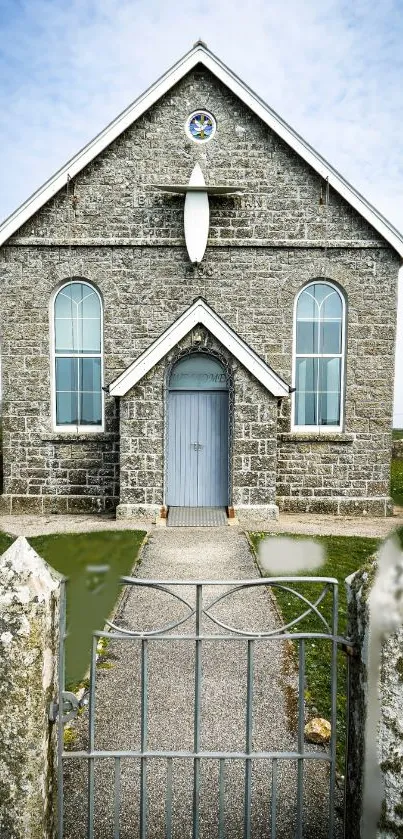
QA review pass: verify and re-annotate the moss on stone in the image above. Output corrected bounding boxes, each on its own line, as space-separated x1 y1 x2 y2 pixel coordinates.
380 753 403 774
396 656 403 682
63 727 77 750
349 554 378 603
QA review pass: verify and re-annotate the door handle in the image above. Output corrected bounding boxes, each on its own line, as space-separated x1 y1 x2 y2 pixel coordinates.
191 442 204 451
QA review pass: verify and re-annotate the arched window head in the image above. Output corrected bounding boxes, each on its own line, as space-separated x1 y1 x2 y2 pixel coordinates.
293 281 345 429
53 280 103 428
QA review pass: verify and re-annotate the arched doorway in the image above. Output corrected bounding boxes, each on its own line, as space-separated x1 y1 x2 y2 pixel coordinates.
166 353 229 507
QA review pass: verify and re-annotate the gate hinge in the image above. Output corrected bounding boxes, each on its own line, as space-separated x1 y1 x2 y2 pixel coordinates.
49 691 83 724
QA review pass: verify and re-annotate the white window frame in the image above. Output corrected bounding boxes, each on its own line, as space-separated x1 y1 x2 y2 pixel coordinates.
50 279 104 433
291 280 346 433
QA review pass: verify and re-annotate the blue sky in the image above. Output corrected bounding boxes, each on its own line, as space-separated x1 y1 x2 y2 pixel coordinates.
1 0 403 419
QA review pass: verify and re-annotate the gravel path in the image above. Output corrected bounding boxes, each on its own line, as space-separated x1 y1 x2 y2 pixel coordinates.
63 528 341 839
1 509 403 538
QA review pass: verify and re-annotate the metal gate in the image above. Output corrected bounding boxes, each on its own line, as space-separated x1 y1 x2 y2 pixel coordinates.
53 575 350 838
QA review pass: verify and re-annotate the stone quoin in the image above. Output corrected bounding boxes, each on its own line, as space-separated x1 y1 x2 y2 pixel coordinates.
0 43 401 522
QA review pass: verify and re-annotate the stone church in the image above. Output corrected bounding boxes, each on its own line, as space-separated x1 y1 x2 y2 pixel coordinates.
0 42 402 523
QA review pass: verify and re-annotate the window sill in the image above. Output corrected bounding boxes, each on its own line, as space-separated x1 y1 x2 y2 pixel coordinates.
41 432 118 443
280 432 355 444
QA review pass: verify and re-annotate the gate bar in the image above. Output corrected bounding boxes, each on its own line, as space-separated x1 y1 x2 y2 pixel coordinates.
244 639 254 838
296 639 306 838
218 758 225 839
140 639 149 839
113 757 121 839
62 748 332 761
57 580 67 839
271 758 278 839
120 576 340 585
87 634 97 839
193 584 202 839
165 757 173 839
92 630 342 643
328 584 339 838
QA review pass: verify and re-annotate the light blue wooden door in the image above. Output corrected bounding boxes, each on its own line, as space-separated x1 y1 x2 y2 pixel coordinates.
197 391 228 506
167 392 199 506
167 390 228 507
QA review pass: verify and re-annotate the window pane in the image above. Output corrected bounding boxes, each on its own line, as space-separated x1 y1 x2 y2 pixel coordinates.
319 321 342 354
296 358 318 393
80 392 102 425
77 319 101 353
56 358 78 425
55 318 79 354
56 358 78 392
55 283 101 353
70 283 86 305
321 289 342 319
81 290 100 319
319 358 341 393
296 321 318 354
312 283 333 306
81 358 101 391
294 283 344 428
319 391 340 426
297 289 317 319
55 289 74 318
57 318 101 353
295 391 317 425
56 392 78 425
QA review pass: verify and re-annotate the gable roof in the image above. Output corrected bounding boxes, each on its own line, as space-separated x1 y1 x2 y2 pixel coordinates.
108 297 291 397
1 41 402 256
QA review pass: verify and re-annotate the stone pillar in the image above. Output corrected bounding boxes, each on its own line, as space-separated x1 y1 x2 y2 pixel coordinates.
0 537 62 839
345 537 403 838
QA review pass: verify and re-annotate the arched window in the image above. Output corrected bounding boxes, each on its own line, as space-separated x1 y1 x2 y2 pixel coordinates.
53 280 103 428
293 281 345 429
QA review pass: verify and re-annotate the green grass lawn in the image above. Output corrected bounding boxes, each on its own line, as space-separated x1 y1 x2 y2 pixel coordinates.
29 530 146 687
391 458 403 506
0 531 14 554
0 529 146 687
391 428 403 506
248 532 380 772
0 530 145 688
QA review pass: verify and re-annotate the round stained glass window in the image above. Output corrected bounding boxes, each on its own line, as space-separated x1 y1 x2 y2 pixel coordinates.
185 110 216 143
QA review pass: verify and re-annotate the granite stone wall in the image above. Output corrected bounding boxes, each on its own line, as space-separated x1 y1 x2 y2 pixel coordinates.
0 66 399 515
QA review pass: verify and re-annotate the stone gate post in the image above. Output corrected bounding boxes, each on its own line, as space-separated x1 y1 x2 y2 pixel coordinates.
0 536 62 839
345 538 403 838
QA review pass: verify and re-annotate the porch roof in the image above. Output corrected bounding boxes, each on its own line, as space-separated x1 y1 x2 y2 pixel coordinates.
108 298 291 398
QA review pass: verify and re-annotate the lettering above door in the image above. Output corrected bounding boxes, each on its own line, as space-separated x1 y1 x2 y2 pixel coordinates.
169 354 230 391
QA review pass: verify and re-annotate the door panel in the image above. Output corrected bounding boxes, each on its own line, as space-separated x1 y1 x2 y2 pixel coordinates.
197 392 228 506
167 390 228 507
167 392 198 506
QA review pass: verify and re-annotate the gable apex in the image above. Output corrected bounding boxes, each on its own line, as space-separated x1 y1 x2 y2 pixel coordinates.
1 42 402 256
108 298 291 398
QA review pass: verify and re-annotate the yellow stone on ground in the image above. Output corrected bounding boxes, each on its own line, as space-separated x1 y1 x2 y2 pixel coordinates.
304 717 331 744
